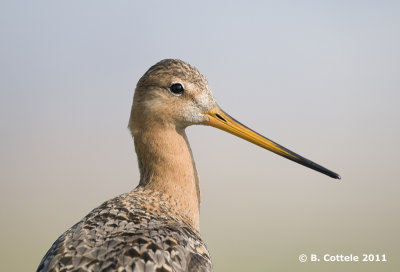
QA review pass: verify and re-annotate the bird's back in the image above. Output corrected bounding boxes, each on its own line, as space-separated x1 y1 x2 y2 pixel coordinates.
37 188 212 272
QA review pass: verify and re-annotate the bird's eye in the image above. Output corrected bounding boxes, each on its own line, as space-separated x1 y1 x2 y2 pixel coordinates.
169 83 184 95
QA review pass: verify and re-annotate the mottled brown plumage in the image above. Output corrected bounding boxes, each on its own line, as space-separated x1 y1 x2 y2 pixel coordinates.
37 188 211 272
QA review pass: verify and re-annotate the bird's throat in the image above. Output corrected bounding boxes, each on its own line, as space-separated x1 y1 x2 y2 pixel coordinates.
132 125 201 230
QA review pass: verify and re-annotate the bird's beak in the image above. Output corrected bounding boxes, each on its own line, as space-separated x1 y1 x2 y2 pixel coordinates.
203 105 340 179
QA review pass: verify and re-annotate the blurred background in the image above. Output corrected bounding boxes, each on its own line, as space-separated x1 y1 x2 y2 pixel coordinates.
1 1 399 271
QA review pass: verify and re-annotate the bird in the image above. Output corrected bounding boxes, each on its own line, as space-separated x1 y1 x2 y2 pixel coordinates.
37 59 340 272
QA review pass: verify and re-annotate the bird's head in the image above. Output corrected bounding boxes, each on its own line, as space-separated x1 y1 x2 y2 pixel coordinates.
129 59 216 130
129 59 340 179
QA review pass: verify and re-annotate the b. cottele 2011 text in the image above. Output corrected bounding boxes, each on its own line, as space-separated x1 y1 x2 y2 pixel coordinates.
310 253 387 262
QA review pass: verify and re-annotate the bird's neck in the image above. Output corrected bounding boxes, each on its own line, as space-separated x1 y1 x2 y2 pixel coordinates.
132 124 200 230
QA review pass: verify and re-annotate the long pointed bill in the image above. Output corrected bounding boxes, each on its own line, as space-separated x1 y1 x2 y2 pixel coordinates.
203 106 340 179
